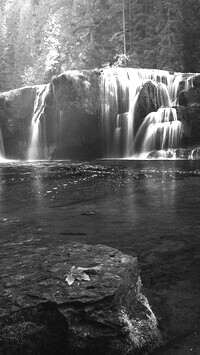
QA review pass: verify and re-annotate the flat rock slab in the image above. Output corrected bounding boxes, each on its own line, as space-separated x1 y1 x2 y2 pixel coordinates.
0 243 160 354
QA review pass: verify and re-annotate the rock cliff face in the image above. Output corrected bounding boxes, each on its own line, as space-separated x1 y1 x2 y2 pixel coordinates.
50 70 102 159
177 104 200 147
178 87 200 106
0 86 38 158
0 70 102 160
178 74 200 106
176 76 200 149
0 243 161 355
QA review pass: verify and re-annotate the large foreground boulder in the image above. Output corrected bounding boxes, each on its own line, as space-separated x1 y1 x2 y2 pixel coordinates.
0 243 160 355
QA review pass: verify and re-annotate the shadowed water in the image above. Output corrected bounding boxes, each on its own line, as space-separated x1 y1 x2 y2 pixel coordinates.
0 160 200 353
1 160 200 247
0 159 200 263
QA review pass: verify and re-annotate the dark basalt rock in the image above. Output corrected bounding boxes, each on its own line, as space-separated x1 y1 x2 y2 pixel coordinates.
178 87 200 106
0 70 102 160
0 86 39 158
52 70 101 116
135 80 167 134
190 146 200 159
176 104 200 146
193 75 200 88
50 70 102 159
0 243 161 355
178 90 188 106
44 70 102 159
146 148 198 159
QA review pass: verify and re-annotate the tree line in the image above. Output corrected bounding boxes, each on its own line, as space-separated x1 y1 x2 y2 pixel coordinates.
0 0 200 91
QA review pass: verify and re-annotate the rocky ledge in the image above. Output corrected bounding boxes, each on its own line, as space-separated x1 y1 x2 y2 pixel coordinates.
0 243 160 355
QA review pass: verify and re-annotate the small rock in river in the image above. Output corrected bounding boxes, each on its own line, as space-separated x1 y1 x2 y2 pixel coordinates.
81 210 97 216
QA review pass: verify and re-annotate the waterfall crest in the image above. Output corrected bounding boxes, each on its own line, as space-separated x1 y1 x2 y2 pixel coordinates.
100 68 194 159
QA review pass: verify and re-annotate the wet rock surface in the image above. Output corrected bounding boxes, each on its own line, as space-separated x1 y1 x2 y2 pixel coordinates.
1 70 200 159
178 74 200 106
0 86 38 158
192 75 200 88
52 70 101 116
135 81 167 133
178 87 200 106
0 242 160 355
0 70 102 160
50 70 101 159
176 104 200 146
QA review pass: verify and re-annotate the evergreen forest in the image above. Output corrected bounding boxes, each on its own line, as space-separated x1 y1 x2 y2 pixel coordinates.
0 0 200 91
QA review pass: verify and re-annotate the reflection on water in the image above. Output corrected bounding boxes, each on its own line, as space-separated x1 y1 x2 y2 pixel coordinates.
0 159 200 257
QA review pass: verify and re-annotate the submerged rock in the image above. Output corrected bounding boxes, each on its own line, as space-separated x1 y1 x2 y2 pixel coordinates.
146 148 197 160
0 243 161 355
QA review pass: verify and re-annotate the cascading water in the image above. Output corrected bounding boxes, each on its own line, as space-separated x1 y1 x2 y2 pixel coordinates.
28 85 49 160
101 68 173 157
100 68 194 159
0 123 5 161
134 108 182 158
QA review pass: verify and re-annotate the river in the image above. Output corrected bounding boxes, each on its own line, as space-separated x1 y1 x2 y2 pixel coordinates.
0 159 200 354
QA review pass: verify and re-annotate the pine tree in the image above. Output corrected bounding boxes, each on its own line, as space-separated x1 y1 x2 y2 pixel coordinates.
156 0 184 71
1 0 200 88
182 0 200 72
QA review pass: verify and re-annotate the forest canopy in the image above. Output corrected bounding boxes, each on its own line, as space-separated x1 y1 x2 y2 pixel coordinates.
0 0 200 91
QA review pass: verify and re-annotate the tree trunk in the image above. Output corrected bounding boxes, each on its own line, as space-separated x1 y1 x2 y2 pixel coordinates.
122 0 126 56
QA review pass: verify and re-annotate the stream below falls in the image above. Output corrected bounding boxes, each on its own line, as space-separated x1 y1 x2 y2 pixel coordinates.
0 159 200 354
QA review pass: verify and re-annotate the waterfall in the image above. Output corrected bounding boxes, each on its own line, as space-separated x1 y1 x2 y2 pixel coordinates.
0 123 5 161
134 108 182 156
101 68 122 156
100 68 194 159
28 85 49 160
101 68 173 157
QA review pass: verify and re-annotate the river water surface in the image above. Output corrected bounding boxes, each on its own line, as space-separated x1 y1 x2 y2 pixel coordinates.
0 159 200 353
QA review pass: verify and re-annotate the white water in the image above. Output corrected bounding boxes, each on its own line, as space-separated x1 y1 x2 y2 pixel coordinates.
0 124 5 161
135 108 182 154
28 85 49 160
101 68 195 158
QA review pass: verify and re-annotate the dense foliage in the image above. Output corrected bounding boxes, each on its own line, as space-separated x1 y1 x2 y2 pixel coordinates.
0 0 200 90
